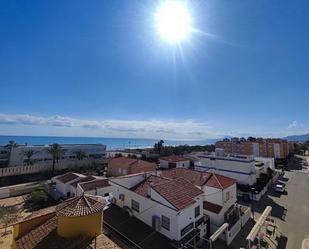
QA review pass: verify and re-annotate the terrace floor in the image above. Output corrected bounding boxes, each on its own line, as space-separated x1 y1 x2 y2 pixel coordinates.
103 204 176 249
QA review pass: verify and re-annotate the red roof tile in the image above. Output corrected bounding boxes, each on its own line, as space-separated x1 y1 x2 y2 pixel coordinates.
160 155 188 163
131 175 170 197
56 172 82 183
15 215 90 249
108 157 156 174
205 173 236 190
203 201 222 214
79 178 110 192
15 216 57 249
151 177 203 211
56 194 105 217
161 168 236 190
161 168 211 186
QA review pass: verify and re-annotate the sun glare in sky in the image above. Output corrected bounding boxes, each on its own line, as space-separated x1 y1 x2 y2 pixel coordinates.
155 0 192 43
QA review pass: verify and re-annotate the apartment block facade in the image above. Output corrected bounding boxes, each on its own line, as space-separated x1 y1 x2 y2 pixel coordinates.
216 138 289 159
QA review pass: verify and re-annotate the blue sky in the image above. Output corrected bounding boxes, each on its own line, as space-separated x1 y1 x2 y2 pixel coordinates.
0 0 308 139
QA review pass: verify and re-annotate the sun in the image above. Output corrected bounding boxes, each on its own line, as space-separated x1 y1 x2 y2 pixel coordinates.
155 0 192 43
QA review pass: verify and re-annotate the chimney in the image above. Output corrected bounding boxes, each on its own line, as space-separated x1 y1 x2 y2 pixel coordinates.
147 180 153 197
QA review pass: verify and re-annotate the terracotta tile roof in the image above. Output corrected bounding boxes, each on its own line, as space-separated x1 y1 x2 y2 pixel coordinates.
15 215 88 249
161 168 211 186
108 157 156 174
151 177 203 211
79 178 110 192
15 216 57 249
55 172 83 183
70 175 96 188
205 173 236 190
56 194 105 217
160 155 188 163
203 201 222 214
131 175 170 197
160 168 236 189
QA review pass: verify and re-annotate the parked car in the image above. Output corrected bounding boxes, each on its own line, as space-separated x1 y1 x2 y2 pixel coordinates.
273 184 285 193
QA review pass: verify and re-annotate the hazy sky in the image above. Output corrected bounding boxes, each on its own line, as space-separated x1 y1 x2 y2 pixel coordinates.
0 0 308 139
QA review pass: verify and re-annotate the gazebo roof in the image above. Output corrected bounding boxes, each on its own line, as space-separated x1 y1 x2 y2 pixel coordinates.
56 194 105 217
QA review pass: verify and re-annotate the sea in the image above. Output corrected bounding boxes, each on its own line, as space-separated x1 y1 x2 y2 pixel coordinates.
0 135 218 151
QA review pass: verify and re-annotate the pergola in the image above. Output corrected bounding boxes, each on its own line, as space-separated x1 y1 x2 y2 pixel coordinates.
246 206 272 248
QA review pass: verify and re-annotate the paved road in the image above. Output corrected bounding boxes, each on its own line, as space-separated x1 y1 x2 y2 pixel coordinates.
260 169 309 249
214 156 309 249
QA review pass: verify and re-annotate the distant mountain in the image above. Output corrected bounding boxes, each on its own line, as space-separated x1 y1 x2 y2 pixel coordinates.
284 133 309 142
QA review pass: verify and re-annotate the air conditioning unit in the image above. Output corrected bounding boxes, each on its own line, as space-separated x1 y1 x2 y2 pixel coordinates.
119 193 125 201
152 216 161 231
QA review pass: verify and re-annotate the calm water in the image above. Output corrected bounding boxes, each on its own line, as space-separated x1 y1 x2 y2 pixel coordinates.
0 135 217 150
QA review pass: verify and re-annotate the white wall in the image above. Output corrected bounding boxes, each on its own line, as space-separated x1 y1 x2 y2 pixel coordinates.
203 209 223 228
159 160 169 169
202 186 223 206
76 185 115 197
175 160 190 169
159 159 190 169
109 178 205 241
195 156 256 185
222 185 237 211
202 183 237 228
110 173 152 189
252 143 260 157
255 157 275 171
274 144 281 158
51 174 84 198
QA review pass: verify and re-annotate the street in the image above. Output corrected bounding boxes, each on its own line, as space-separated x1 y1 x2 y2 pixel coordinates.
215 156 309 249
254 169 309 249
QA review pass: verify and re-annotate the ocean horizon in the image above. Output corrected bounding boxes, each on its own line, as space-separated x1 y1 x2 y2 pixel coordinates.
0 135 218 150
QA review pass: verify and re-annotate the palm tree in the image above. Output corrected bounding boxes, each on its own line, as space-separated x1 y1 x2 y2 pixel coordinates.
154 140 165 154
46 143 64 176
5 140 17 166
6 140 17 150
22 150 38 165
74 150 87 161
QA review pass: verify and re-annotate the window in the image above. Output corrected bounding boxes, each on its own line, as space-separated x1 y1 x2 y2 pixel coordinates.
195 206 200 218
226 192 230 201
131 200 140 212
161 215 170 231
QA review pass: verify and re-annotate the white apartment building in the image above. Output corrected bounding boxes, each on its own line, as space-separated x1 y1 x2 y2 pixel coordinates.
159 155 190 169
108 172 208 244
194 150 257 185
8 144 106 166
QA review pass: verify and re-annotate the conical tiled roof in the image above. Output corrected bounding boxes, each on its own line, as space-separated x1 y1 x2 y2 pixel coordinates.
56 194 105 217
